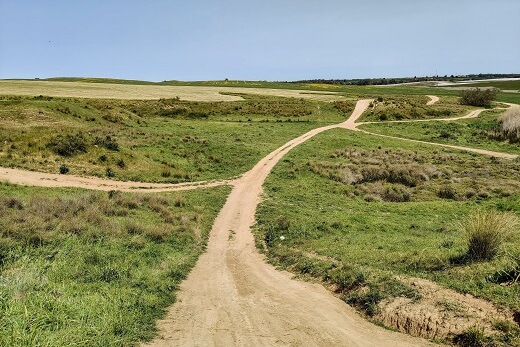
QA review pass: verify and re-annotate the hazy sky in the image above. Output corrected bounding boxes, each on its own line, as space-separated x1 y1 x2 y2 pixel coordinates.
1 0 519 81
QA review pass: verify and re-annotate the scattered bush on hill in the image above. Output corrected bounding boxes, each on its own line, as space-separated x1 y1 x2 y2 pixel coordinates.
94 135 119 151
47 132 89 156
459 88 497 107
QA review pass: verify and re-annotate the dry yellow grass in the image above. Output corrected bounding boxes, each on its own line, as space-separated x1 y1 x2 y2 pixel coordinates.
0 80 344 102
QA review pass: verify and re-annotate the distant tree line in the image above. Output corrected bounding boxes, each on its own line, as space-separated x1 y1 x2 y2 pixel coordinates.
291 73 520 86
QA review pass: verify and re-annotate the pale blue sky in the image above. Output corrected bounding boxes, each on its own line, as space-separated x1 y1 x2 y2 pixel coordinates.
1 0 519 81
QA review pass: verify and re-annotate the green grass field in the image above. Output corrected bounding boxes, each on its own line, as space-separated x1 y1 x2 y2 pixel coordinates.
0 183 230 346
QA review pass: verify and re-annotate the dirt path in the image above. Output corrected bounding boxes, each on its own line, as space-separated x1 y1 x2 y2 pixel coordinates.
0 167 231 192
361 109 485 125
426 95 440 105
145 100 433 346
345 104 518 160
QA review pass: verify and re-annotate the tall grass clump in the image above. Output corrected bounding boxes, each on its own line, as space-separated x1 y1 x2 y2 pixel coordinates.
491 107 520 143
461 210 518 261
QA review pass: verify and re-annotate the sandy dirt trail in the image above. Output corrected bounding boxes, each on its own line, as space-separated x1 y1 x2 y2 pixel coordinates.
0 167 231 192
426 95 440 105
146 100 432 346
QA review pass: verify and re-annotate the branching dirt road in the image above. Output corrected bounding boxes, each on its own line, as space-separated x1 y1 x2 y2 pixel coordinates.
145 100 433 346
2 94 515 345
343 103 518 160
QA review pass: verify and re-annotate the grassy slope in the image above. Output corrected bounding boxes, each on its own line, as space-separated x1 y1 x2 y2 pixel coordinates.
256 129 520 312
0 183 230 346
0 95 352 182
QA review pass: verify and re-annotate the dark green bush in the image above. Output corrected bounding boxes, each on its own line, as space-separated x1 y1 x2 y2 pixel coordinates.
59 164 69 174
106 168 115 178
438 185 457 199
459 88 497 107
382 186 410 202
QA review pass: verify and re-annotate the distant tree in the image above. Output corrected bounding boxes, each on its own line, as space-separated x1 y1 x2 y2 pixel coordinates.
459 88 498 107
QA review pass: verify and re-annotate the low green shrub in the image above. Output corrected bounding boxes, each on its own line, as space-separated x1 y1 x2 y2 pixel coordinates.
59 164 69 174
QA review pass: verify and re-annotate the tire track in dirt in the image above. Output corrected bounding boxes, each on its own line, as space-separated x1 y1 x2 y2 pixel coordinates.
145 100 433 346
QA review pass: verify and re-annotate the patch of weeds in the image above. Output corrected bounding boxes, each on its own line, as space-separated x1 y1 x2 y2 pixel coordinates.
94 135 119 151
435 299 468 316
346 285 385 316
487 258 520 285
453 326 490 347
277 216 290 231
106 167 115 178
438 185 457 200
492 320 520 345
329 265 366 292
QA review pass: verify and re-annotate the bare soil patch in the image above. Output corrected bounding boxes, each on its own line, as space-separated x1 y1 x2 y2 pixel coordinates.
377 277 517 340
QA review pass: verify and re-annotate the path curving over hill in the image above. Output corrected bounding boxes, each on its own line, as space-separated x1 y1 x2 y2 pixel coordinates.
426 95 440 105
145 100 432 346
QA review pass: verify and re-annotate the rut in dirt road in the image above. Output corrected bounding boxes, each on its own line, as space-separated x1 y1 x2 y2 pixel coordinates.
145 100 433 346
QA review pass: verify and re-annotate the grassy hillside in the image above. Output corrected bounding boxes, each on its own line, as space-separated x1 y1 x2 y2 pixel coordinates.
359 95 474 122
0 94 352 182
